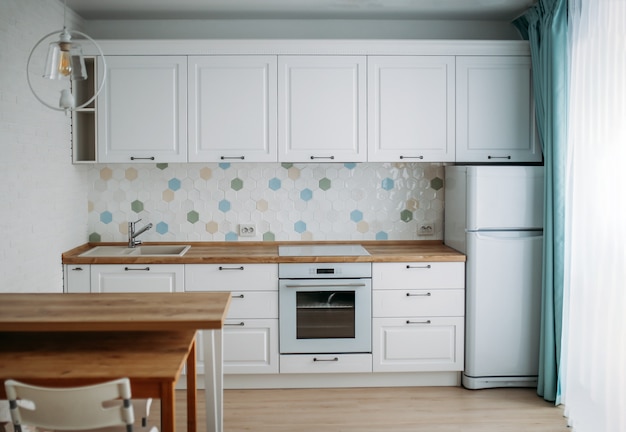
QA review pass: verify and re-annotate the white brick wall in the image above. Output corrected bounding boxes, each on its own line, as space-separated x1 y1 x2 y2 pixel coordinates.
0 0 89 293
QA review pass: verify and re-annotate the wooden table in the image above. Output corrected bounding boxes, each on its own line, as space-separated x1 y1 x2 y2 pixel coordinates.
0 292 231 432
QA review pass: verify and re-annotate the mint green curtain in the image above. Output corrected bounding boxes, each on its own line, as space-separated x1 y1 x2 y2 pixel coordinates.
513 0 568 403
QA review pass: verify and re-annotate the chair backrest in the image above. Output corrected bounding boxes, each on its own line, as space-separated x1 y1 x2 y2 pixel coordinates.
4 378 134 432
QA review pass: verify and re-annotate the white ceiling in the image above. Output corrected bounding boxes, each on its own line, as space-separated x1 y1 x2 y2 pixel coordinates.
65 0 537 21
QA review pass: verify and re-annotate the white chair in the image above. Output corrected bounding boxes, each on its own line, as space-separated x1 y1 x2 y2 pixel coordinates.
4 378 157 432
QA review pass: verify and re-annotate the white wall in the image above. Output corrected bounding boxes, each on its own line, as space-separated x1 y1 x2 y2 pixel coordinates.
84 18 521 40
0 0 89 293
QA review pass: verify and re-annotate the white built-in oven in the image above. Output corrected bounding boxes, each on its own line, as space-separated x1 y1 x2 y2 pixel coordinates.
278 262 372 354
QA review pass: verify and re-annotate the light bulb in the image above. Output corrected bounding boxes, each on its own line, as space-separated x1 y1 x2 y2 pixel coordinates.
58 43 72 77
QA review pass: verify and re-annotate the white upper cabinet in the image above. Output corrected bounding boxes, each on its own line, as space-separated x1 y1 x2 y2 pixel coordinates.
456 56 541 163
368 56 455 162
278 56 367 162
97 56 188 163
188 56 278 162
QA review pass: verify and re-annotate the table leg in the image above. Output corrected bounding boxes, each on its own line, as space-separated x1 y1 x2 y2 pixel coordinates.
203 329 223 432
186 338 197 432
160 382 176 432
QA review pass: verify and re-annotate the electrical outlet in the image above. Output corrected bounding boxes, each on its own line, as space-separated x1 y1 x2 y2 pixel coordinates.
417 222 435 236
239 224 256 237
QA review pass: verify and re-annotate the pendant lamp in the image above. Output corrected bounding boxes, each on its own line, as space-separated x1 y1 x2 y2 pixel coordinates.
26 0 107 113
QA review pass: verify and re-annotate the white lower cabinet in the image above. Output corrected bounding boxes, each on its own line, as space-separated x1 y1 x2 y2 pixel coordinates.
372 262 465 373
65 264 185 293
90 264 185 293
280 354 372 374
185 264 279 375
372 317 464 372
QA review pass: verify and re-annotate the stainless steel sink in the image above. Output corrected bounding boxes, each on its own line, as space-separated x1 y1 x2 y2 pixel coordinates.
79 245 191 257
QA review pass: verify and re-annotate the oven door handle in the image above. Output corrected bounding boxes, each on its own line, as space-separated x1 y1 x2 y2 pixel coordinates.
284 283 367 288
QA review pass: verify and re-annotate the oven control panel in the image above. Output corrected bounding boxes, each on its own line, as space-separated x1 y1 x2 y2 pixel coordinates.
279 263 372 279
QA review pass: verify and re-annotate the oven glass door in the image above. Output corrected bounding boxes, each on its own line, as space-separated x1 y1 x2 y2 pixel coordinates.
279 278 371 354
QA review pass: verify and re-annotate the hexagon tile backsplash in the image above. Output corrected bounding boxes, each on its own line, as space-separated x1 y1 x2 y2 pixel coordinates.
87 162 445 242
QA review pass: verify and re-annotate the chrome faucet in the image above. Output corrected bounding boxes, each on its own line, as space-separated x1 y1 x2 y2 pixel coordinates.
128 219 153 248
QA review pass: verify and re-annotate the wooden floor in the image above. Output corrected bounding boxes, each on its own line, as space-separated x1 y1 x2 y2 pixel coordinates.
157 387 569 432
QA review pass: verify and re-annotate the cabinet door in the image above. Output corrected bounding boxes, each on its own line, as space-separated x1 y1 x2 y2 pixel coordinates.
185 264 278 292
368 56 455 162
373 289 465 318
456 56 541 163
64 265 91 293
372 262 465 290
97 56 187 163
196 320 279 375
90 264 185 293
373 317 464 372
188 56 278 162
278 56 367 162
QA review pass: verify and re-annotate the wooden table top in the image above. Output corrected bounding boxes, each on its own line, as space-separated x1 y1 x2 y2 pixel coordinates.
0 292 231 332
0 330 195 399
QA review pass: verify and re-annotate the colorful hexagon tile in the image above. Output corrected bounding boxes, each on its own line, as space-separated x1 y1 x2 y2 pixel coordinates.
431 177 444 190
263 231 276 241
168 178 181 191
376 231 389 240
400 209 413 222
206 221 219 234
156 222 168 235
131 200 144 213
268 177 281 191
294 220 307 233
350 210 363 223
319 178 331 191
125 168 138 181
231 178 244 191
187 210 200 224
200 167 212 180
88 232 101 242
100 211 113 224
381 178 394 191
218 199 231 212
300 188 313 201
225 232 238 241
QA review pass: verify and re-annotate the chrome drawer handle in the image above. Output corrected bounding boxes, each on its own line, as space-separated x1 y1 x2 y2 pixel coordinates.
232 294 245 299
399 155 424 160
310 155 335 160
130 156 155 160
221 156 245 160
71 267 84 271
488 155 512 160
124 267 150 271
406 265 431 269
285 283 366 288
313 357 339 362
406 320 432 325
406 292 431 297
225 322 245 327
219 266 244 271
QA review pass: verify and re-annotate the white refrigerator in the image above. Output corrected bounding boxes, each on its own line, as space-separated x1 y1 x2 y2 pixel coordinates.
444 165 544 389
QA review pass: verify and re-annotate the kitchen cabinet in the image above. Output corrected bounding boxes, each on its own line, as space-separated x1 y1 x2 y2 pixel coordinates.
280 354 372 374
89 264 185 293
367 56 455 162
188 56 278 162
97 56 188 163
372 262 465 372
65 264 184 293
63 264 91 293
456 56 541 163
278 56 367 162
185 264 279 374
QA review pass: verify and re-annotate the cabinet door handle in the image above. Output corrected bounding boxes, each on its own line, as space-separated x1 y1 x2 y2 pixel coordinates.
232 294 245 299
225 322 245 326
71 267 84 271
218 266 244 271
313 357 339 362
399 155 424 160
406 320 432 325
130 156 155 161
220 156 245 160
124 267 150 271
310 155 335 160
488 155 512 160
406 264 431 269
406 292 431 297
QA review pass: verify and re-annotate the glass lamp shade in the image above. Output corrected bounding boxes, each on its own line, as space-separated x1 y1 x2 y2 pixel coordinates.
43 33 87 81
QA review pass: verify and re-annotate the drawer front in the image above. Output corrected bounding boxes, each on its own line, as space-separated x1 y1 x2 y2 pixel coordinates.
373 289 464 318
65 265 91 293
372 262 464 290
280 354 372 374
373 317 464 372
185 264 278 292
226 291 278 319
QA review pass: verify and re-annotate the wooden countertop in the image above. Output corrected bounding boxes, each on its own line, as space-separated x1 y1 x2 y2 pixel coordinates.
62 241 465 265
